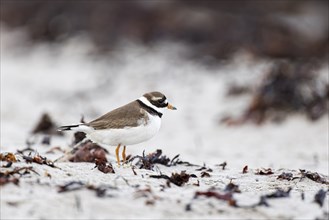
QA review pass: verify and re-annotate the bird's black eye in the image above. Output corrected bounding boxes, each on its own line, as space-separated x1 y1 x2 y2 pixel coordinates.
158 99 164 103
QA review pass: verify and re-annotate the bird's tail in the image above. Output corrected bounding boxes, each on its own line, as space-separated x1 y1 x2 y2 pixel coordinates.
58 124 80 131
58 123 93 132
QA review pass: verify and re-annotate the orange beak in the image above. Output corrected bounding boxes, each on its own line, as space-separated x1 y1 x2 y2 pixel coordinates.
167 103 177 110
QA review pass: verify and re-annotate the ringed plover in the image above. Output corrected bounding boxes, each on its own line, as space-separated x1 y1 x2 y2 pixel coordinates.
58 91 176 166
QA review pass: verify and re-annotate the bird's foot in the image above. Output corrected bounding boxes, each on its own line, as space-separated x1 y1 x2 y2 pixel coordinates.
122 163 132 168
115 161 131 168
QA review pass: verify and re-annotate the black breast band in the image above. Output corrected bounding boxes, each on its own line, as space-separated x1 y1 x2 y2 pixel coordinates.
137 100 163 118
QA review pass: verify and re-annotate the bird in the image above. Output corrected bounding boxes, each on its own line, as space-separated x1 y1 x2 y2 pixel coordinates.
58 91 177 166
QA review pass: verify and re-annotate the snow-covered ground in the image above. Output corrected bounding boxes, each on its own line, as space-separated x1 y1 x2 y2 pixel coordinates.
1 27 328 219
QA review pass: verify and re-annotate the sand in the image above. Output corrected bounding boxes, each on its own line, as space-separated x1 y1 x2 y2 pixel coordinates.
1 27 328 219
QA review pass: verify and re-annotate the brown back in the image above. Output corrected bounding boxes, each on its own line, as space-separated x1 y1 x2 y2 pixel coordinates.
87 101 148 129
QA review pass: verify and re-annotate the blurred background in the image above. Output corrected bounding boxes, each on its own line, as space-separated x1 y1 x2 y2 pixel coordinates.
1 1 328 172
1 0 328 59
1 1 328 59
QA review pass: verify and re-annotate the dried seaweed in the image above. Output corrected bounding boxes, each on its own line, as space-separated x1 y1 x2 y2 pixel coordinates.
169 154 182 166
6 166 39 176
264 187 292 198
87 185 117 198
2 161 13 168
32 113 62 135
256 196 270 207
69 140 108 163
16 147 35 155
242 165 248 174
94 159 115 174
196 164 213 177
21 153 57 168
41 135 51 145
193 180 200 187
253 188 292 208
0 152 17 162
175 160 199 167
196 164 213 172
0 166 39 186
0 175 19 186
314 189 327 207
224 182 241 193
255 168 274 175
16 148 58 168
150 171 195 187
131 167 137 175
192 185 293 210
223 60 328 124
185 203 192 211
299 169 329 184
58 181 116 197
129 149 181 170
58 181 85 192
194 191 237 207
200 171 211 178
134 187 161 205
216 162 227 170
134 187 152 198
277 172 295 181
193 187 292 209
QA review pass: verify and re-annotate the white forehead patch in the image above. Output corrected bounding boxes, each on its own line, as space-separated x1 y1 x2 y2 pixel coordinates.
151 96 164 101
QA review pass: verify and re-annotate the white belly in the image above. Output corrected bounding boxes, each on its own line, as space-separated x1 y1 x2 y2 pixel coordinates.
86 114 161 146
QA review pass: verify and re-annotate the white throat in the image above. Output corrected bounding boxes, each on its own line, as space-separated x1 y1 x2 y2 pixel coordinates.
138 96 165 114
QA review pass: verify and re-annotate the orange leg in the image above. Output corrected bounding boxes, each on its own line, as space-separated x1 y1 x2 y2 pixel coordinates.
115 144 121 166
122 145 127 164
